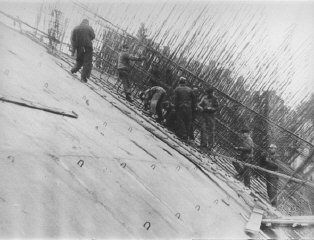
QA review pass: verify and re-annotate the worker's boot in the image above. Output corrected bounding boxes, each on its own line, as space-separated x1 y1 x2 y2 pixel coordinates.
81 76 87 83
126 93 133 103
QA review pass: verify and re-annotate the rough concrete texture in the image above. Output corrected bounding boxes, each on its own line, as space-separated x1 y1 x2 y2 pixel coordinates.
0 22 255 239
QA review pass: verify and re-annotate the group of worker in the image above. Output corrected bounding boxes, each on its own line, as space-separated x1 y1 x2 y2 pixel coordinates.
137 78 279 207
231 128 279 206
139 78 218 150
69 19 279 207
124 63 279 207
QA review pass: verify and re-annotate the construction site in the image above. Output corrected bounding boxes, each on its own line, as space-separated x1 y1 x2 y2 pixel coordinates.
0 0 313 239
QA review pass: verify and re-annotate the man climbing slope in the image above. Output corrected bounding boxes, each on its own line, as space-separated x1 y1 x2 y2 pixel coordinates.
118 44 145 102
70 19 95 83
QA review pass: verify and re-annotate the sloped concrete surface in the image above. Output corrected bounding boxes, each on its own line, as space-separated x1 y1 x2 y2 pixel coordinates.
0 22 252 239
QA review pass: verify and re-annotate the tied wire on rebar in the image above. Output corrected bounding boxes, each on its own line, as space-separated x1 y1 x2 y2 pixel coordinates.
1 0 313 218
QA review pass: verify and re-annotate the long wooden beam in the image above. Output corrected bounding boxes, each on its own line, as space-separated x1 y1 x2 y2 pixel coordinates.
0 96 78 119
214 153 314 189
262 216 314 226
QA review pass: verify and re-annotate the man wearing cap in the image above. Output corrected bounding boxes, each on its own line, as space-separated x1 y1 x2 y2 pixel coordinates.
70 19 95 83
234 128 254 188
188 87 200 140
118 44 145 102
197 87 219 150
173 77 196 141
261 144 279 206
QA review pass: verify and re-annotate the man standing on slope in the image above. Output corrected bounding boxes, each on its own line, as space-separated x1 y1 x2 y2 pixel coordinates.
197 87 219 151
118 44 145 102
174 77 196 141
70 19 95 83
234 127 254 188
261 144 279 206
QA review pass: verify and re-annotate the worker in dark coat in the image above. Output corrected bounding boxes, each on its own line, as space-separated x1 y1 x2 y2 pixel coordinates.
189 87 200 140
118 44 144 102
139 86 166 122
197 87 218 150
234 128 254 188
162 101 177 132
261 144 279 206
173 77 196 141
48 27 58 53
70 19 95 83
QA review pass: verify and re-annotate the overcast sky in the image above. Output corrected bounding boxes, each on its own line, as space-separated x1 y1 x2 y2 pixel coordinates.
87 0 314 106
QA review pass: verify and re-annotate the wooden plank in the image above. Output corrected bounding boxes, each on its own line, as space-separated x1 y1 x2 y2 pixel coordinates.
0 96 78 119
215 153 314 188
262 216 314 226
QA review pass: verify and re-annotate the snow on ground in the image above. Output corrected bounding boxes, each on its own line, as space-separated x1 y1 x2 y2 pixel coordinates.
0 22 250 238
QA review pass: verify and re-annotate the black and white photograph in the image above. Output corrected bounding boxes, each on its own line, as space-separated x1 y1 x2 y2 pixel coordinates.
0 0 313 239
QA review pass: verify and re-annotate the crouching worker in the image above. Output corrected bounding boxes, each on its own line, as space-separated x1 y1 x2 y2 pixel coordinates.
118 44 145 102
139 86 166 122
70 19 95 83
197 87 218 151
234 128 254 188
